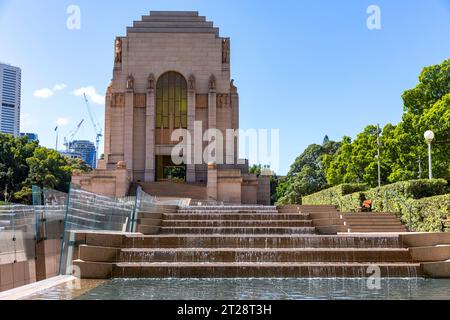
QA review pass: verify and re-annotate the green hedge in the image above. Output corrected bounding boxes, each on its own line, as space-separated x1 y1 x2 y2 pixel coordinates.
407 194 450 232
302 179 449 232
304 180 447 208
302 183 368 207
341 192 366 212
365 179 448 200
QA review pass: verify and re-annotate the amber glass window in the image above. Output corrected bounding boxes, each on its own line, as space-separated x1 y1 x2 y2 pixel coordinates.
156 72 187 129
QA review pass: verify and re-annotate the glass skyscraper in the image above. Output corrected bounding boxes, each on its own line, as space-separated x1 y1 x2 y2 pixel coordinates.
0 63 21 137
70 140 97 168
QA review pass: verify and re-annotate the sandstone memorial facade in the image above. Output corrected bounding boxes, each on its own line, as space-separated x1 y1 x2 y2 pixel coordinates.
73 11 271 204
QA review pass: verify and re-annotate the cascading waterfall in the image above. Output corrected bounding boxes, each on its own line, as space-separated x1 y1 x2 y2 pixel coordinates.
110 205 422 278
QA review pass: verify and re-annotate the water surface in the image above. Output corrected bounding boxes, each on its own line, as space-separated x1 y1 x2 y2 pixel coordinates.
25 278 450 300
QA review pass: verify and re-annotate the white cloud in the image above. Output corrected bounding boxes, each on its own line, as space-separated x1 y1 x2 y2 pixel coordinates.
56 117 70 127
73 86 104 105
33 83 67 99
53 83 67 91
33 88 54 99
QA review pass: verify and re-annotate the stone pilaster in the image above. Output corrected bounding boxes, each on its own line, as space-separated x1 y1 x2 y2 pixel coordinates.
207 76 217 165
207 162 218 200
124 89 134 179
104 86 112 166
231 82 239 165
145 88 156 182
186 85 196 183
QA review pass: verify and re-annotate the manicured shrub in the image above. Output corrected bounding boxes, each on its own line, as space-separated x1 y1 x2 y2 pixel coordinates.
408 194 450 232
341 192 366 212
365 179 447 201
302 183 368 207
301 180 449 232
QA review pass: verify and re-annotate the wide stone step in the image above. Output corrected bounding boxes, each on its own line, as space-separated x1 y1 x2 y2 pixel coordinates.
159 227 317 235
78 245 413 264
309 212 341 219
348 228 408 233
181 206 277 211
110 262 422 278
163 213 309 221
117 247 412 263
278 205 337 213
177 210 279 214
345 220 404 226
73 260 422 279
344 219 403 225
343 213 400 218
349 225 408 229
161 220 314 227
122 235 402 249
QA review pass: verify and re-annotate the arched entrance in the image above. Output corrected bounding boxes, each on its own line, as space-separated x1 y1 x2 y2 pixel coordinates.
155 71 188 182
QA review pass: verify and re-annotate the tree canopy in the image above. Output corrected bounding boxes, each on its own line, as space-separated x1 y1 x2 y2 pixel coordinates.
0 134 91 203
276 58 450 204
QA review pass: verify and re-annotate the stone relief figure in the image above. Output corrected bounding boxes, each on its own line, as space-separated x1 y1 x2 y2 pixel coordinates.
188 75 196 90
222 38 230 64
216 94 231 108
209 75 216 91
126 74 134 90
107 81 113 94
114 37 122 63
230 79 237 94
217 94 224 107
116 161 127 170
147 74 155 90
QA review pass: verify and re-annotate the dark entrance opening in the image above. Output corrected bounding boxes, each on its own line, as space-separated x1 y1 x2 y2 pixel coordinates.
156 155 186 182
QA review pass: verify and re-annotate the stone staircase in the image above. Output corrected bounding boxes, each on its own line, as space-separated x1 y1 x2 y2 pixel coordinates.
139 182 207 200
341 213 408 233
279 205 408 233
72 205 425 279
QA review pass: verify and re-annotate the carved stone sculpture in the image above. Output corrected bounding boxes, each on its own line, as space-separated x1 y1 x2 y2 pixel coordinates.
188 75 196 90
126 74 134 90
148 74 155 90
230 79 237 94
209 75 216 91
216 94 231 108
107 81 113 94
116 161 127 169
222 38 230 64
114 37 122 63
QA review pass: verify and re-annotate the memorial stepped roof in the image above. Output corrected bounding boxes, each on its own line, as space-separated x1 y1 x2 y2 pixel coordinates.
127 11 220 36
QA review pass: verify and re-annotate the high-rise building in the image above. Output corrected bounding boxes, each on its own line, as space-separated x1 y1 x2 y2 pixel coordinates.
0 63 21 137
70 140 96 168
20 132 39 142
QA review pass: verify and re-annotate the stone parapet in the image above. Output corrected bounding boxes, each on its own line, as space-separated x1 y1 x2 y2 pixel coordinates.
72 166 131 198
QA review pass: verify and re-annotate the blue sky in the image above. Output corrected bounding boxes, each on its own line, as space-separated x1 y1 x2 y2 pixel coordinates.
1 0 449 175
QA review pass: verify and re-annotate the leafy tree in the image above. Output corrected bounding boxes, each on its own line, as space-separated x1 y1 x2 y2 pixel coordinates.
388 59 450 182
323 58 450 187
277 137 340 204
0 133 91 204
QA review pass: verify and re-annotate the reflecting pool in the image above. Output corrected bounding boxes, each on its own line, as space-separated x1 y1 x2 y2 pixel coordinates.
23 278 450 300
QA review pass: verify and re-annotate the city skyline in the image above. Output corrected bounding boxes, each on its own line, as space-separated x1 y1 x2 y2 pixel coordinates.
1 0 450 174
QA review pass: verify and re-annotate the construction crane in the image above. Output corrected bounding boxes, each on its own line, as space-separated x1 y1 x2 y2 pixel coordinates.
64 119 84 151
83 93 103 169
